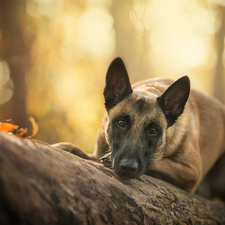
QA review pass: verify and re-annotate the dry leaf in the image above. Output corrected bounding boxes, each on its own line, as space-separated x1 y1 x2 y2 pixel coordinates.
28 116 39 139
0 117 39 139
0 122 19 133
17 128 28 138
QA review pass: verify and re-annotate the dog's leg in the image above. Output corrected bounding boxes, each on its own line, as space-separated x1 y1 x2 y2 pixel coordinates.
196 152 225 201
148 158 201 192
51 126 110 161
51 142 97 160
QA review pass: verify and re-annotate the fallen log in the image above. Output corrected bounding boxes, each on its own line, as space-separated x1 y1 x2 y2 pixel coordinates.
0 131 224 225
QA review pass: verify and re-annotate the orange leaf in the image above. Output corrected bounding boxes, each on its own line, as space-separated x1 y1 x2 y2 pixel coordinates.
28 116 39 139
17 128 28 138
0 122 19 133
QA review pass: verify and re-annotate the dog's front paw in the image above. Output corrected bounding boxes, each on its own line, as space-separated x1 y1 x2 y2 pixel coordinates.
99 151 112 168
51 142 90 160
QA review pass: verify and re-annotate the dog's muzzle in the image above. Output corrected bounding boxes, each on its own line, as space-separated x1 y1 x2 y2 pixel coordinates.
117 158 139 179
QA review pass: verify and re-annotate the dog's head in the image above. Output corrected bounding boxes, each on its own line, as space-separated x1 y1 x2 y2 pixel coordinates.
103 57 190 179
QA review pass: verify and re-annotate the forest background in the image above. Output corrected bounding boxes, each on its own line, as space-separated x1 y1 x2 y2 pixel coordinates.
0 0 225 154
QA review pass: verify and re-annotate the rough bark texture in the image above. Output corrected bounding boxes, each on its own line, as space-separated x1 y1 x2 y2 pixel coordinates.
0 131 224 225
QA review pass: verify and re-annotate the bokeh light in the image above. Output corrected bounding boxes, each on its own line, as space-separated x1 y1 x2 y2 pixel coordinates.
0 62 14 105
1 0 225 153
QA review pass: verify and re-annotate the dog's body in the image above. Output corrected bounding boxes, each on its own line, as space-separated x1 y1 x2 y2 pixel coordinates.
52 58 225 199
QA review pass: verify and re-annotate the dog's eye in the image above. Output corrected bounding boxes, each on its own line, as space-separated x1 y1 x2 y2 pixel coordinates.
117 119 126 128
149 127 158 135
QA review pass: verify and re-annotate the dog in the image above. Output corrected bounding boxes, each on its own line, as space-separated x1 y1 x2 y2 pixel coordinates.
52 57 225 199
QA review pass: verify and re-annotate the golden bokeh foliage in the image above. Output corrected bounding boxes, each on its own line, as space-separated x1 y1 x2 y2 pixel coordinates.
0 0 225 153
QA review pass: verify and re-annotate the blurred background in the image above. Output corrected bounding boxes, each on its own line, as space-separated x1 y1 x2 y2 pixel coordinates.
0 0 225 154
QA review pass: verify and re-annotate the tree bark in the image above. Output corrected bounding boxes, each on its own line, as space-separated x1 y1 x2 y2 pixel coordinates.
0 131 224 225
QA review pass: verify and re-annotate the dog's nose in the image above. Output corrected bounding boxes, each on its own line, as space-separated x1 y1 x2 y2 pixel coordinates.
119 158 139 176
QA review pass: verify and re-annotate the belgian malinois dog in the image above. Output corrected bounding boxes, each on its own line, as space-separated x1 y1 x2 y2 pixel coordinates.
52 57 225 199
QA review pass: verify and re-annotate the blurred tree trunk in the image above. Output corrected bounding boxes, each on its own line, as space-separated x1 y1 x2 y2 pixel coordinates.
110 1 153 81
213 6 225 104
110 1 140 80
110 1 135 65
0 0 30 128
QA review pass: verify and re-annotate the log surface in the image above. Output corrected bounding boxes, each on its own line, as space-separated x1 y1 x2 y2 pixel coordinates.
0 131 224 225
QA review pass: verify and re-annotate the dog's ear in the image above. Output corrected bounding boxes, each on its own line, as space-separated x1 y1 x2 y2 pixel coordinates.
157 76 190 127
104 57 133 111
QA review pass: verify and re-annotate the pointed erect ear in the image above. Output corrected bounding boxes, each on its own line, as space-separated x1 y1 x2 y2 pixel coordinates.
157 76 190 127
103 57 133 111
